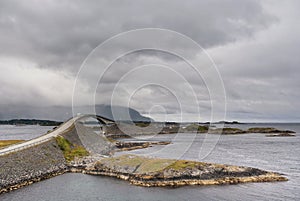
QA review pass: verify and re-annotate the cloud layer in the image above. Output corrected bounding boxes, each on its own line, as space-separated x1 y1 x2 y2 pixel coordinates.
0 0 299 122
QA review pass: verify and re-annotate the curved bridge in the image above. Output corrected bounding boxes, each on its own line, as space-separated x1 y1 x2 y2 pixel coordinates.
0 114 115 156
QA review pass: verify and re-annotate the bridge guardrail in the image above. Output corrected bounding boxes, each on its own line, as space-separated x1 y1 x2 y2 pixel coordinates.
0 116 79 156
0 114 111 156
0 136 54 156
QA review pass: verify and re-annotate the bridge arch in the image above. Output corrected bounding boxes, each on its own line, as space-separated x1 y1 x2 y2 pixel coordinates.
70 114 116 156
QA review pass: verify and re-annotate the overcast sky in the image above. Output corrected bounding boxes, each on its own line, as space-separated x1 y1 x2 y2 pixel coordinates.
0 0 299 122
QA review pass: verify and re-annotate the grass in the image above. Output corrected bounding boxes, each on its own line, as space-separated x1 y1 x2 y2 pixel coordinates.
56 136 89 162
100 155 175 173
108 154 146 167
185 124 208 133
185 124 199 131
209 127 245 134
221 127 244 132
197 125 209 133
99 155 211 174
165 160 207 170
0 140 25 148
247 127 278 133
135 122 151 127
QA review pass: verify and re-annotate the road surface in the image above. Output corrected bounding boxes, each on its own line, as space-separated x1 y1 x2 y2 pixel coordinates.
0 116 82 156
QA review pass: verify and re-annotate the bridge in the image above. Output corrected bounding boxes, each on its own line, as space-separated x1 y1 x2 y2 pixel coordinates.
0 114 115 156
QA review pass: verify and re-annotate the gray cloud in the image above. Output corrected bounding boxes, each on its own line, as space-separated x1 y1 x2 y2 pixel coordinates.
0 0 299 122
0 0 275 69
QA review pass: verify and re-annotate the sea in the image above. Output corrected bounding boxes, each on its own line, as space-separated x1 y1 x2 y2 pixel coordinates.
0 123 299 201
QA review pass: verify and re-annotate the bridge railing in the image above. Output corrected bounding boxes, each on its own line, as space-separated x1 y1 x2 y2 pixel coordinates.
0 136 55 156
0 114 112 156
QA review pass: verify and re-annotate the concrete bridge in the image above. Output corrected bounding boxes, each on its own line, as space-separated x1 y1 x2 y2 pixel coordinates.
0 114 115 156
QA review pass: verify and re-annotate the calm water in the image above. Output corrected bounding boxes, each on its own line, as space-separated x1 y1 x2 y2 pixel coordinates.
0 125 54 140
1 123 299 201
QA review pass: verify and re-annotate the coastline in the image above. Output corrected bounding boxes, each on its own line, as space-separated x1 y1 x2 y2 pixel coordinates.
0 123 293 194
0 144 288 194
68 154 287 187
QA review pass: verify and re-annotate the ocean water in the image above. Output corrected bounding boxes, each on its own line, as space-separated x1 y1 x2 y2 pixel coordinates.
0 125 55 140
0 123 299 201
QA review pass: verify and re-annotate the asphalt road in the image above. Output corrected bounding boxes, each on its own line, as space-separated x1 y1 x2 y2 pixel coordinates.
0 116 82 156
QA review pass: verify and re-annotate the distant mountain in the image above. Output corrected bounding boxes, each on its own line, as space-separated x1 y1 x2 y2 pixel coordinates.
95 105 152 122
0 104 152 122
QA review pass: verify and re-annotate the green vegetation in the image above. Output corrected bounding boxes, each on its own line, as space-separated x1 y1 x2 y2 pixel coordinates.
100 155 175 173
247 127 277 133
95 154 287 187
99 155 213 173
247 127 295 133
185 124 199 131
165 160 204 170
137 158 175 173
221 127 245 134
109 154 147 167
0 140 25 148
185 124 208 133
56 136 89 162
135 122 151 127
197 125 209 133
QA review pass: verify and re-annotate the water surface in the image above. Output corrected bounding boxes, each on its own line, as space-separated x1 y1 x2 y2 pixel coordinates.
1 123 299 201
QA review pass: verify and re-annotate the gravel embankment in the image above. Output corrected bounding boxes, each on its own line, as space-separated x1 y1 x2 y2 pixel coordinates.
0 139 66 194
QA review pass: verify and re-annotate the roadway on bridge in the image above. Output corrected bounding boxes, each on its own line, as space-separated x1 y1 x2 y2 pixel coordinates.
0 116 83 156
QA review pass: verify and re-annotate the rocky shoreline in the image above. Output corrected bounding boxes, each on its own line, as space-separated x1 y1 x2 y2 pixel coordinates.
0 144 288 194
68 154 287 187
0 123 291 194
0 139 67 194
0 170 66 194
265 133 296 137
115 141 171 151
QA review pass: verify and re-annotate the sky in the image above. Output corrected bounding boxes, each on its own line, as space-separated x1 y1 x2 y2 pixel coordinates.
0 0 299 122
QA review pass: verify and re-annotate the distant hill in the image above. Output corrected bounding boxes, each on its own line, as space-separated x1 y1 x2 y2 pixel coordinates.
0 104 152 122
0 119 62 126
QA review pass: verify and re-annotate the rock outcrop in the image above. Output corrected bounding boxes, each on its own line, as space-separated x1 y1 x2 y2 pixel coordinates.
247 127 295 134
115 141 171 151
81 154 287 187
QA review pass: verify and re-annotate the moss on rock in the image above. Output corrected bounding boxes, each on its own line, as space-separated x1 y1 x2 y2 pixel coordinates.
56 136 89 162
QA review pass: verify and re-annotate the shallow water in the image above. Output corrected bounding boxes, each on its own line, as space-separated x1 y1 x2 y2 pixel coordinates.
0 123 299 201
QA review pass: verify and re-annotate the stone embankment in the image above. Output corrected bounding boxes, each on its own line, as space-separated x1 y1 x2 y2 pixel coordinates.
0 139 66 194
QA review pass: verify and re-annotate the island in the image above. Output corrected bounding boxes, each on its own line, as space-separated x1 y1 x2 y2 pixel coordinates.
106 122 296 136
0 119 62 126
69 154 287 187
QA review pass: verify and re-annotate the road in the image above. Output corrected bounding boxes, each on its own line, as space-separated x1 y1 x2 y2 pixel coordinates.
0 116 82 156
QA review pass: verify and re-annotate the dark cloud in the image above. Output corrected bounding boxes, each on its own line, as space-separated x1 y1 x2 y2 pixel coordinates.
0 0 275 70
